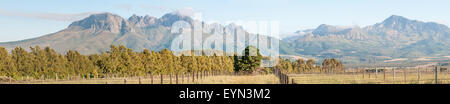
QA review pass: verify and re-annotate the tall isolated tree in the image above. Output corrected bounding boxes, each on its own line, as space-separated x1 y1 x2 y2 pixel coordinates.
234 46 263 72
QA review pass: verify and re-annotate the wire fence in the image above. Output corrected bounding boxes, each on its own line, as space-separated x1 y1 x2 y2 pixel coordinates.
275 67 449 84
1 71 250 84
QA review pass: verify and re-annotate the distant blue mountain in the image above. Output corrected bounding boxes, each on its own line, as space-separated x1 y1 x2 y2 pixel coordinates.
284 15 450 63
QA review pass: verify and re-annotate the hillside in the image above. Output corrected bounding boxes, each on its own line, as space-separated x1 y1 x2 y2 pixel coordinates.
0 12 295 55
284 15 450 64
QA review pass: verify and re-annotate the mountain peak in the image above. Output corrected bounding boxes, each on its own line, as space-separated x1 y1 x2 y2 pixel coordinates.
158 13 194 26
128 14 142 22
127 14 157 27
312 24 355 36
379 15 412 27
84 12 122 21
68 12 124 33
317 24 330 28
387 15 406 20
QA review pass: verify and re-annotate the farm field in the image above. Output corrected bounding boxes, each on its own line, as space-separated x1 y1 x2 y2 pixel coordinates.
3 69 450 84
2 74 279 84
288 71 450 84
194 75 279 84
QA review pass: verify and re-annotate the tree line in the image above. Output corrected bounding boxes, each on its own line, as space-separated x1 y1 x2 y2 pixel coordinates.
0 45 234 79
275 58 344 73
0 45 344 80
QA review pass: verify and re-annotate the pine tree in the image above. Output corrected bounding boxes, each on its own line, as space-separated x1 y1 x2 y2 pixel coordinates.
234 46 262 72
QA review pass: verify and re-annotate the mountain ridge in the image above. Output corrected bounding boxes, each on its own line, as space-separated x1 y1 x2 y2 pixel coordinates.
0 12 295 55
284 15 450 63
1 13 449 64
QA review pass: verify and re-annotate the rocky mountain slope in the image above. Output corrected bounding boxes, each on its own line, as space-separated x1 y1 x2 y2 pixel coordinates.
284 15 450 63
0 12 295 55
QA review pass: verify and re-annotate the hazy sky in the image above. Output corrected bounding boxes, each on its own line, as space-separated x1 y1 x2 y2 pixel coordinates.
0 0 449 42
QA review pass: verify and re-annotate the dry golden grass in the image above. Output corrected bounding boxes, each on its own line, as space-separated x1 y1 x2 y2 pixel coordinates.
5 70 449 84
6 74 279 84
193 75 279 84
289 71 450 84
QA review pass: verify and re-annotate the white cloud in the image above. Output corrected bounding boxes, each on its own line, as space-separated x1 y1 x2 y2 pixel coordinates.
0 9 97 21
434 20 449 26
124 5 204 21
139 4 173 12
171 8 203 21
115 4 133 11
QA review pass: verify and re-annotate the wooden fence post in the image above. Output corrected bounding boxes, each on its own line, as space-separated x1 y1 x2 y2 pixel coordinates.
286 74 289 84
161 74 163 84
9 76 11 84
124 78 127 84
280 73 283 84
403 68 406 83
151 74 154 84
383 69 386 81
281 74 284 84
276 70 282 83
363 69 365 78
393 68 396 81
139 77 142 84
170 74 172 84
435 66 438 84
201 71 204 79
375 68 378 79
176 73 179 84
417 68 420 83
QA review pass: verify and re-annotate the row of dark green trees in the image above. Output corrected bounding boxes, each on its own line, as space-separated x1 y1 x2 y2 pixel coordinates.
0 45 344 79
0 45 236 79
275 58 344 73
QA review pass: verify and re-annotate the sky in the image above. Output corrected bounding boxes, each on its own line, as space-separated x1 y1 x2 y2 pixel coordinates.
0 0 450 42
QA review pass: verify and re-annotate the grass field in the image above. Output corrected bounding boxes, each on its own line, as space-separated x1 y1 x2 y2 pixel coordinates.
288 71 450 84
3 74 279 84
3 70 450 84
194 75 279 84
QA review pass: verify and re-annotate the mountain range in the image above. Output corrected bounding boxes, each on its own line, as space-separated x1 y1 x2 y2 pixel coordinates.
283 15 450 64
0 12 246 54
0 13 449 64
